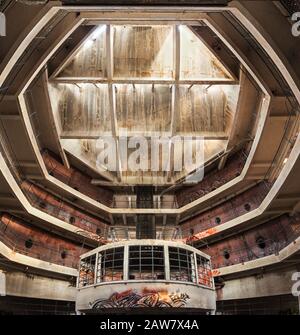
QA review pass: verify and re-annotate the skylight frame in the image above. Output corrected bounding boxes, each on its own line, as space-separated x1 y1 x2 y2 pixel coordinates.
52 22 237 138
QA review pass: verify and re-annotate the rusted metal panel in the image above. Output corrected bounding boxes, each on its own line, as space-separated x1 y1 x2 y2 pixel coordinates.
0 213 90 268
42 150 114 206
181 181 272 238
176 150 246 207
21 180 109 238
199 214 300 269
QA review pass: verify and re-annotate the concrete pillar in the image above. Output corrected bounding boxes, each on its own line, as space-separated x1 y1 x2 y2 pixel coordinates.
0 270 6 296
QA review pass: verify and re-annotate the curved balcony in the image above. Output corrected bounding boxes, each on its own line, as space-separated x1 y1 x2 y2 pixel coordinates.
76 240 215 313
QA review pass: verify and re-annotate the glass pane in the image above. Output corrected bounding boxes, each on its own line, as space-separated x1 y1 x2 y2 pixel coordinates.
58 25 107 78
100 247 124 282
128 245 165 280
180 25 232 80
115 84 172 133
197 254 213 288
177 85 239 134
113 25 174 79
49 83 111 137
79 255 96 287
169 247 196 283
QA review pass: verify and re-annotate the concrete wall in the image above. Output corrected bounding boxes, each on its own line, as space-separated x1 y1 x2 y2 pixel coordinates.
217 267 299 301
76 281 216 312
3 271 76 301
0 270 5 296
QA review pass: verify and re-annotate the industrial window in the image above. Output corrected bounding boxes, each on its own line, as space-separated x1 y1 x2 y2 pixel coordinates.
96 247 124 283
79 255 96 287
169 247 196 283
128 245 165 280
196 254 213 288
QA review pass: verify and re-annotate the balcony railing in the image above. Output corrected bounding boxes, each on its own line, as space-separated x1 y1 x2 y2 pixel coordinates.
0 213 89 268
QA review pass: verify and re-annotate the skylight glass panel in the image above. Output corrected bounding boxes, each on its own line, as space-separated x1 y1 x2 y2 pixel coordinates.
113 25 174 79
180 26 232 80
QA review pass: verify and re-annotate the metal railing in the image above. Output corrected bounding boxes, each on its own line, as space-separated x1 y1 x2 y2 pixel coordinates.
203 214 300 269
181 181 273 237
0 215 84 268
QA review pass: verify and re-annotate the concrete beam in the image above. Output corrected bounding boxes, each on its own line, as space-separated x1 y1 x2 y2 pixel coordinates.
60 133 229 140
219 69 259 170
216 267 298 301
48 25 96 78
4 271 76 301
0 114 21 121
9 12 81 95
106 24 122 182
230 0 300 92
0 240 77 277
16 161 38 168
52 77 237 85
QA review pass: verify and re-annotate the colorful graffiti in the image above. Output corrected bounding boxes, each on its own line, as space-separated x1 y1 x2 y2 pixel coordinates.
184 227 218 243
90 289 190 309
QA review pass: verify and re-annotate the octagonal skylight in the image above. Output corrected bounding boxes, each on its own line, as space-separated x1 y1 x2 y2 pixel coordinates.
48 24 240 185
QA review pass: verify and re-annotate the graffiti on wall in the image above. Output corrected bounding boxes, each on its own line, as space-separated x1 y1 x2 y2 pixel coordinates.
90 289 190 309
185 227 218 243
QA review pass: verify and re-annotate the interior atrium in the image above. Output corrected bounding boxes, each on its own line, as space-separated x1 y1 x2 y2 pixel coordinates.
0 0 300 315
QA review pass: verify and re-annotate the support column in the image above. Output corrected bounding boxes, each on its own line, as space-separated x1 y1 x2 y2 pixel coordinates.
0 270 5 296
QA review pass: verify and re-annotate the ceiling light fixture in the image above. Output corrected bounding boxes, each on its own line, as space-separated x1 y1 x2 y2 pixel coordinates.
83 25 106 49
90 25 107 41
204 84 213 92
84 39 94 48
